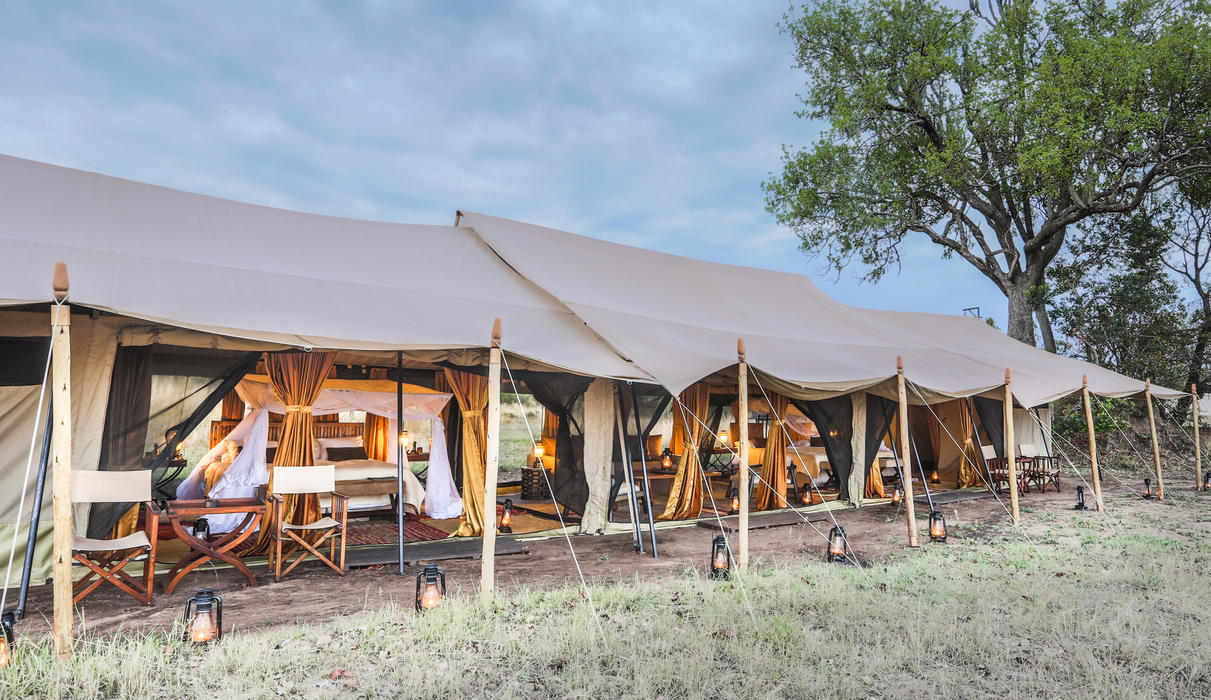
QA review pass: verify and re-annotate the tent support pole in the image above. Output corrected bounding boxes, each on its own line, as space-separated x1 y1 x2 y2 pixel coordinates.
396 351 405 574
14 397 54 620
897 358 918 547
629 389 658 557
480 319 502 602
1145 379 1164 500
737 339 750 570
1081 376 1104 512
50 263 72 659
1193 383 1202 493
1004 370 1020 526
613 387 642 552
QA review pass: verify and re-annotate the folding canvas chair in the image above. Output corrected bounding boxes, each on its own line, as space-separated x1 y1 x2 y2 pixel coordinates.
71 469 158 605
1018 444 1061 493
269 465 349 581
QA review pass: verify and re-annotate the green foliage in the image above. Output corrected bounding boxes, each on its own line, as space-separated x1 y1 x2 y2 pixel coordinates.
1052 397 1130 436
766 0 1211 341
1051 206 1193 388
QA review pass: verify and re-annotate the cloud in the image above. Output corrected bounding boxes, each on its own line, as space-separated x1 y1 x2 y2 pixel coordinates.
0 0 1010 328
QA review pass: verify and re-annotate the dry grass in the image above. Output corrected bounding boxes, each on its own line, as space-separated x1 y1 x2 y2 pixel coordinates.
4 490 1211 699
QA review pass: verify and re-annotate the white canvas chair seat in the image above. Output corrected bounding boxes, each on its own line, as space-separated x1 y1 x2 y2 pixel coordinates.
73 532 151 553
69 469 158 606
270 465 348 581
282 516 341 531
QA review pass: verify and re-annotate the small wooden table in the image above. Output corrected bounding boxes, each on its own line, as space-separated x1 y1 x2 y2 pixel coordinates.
155 497 267 594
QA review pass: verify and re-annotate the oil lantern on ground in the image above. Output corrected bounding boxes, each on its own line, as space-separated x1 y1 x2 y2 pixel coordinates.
0 610 13 667
708 534 731 580
184 588 222 644
891 485 903 505
928 510 947 543
1074 485 1088 510
1203 472 1210 492
499 498 514 534
415 563 446 612
1142 478 1154 500
930 470 940 484
660 448 673 470
827 525 849 564
729 488 740 515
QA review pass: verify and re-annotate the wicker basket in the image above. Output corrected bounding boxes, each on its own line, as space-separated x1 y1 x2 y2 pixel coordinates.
521 466 552 501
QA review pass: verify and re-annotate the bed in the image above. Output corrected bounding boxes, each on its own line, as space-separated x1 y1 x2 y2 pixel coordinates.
316 457 425 515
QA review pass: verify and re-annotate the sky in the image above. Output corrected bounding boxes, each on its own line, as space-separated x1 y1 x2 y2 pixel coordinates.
0 1 1010 327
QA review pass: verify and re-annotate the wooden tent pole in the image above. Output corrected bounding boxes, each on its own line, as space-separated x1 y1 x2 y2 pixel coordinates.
1191 383 1201 492
50 263 73 659
1004 369 1020 526
1145 379 1164 501
897 357 918 547
396 351 405 574
1081 376 1104 512
737 339 750 570
480 318 502 602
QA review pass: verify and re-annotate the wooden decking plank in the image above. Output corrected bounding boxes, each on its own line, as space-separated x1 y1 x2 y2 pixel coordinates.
346 537 528 568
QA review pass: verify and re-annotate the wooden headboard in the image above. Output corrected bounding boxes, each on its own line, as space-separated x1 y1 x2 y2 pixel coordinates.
209 419 364 447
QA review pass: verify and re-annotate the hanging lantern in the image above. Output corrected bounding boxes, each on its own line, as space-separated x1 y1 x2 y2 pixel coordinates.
1074 485 1088 510
415 563 446 612
183 588 223 644
708 535 731 580
499 498 514 533
930 470 940 484
891 485 903 505
928 510 947 543
398 429 411 448
1142 478 1154 500
826 525 849 564
729 489 740 515
660 448 673 470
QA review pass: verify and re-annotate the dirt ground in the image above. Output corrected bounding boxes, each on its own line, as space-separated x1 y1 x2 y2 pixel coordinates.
13 475 1177 640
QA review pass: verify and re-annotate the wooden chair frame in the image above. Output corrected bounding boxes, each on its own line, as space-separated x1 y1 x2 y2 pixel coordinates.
1019 445 1061 493
268 466 350 581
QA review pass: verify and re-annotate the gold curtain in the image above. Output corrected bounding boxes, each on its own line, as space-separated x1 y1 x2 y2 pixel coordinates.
670 401 687 456
755 392 789 510
865 461 886 498
659 382 710 520
445 368 489 537
221 389 245 421
249 351 336 553
364 413 391 462
541 408 559 440
956 400 981 487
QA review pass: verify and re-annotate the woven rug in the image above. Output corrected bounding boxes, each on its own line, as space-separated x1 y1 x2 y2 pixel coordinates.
346 519 450 545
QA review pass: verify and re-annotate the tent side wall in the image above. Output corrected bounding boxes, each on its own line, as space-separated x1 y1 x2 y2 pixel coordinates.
0 308 118 587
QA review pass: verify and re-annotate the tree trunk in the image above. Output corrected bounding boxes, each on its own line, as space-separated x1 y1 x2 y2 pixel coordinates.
1005 284 1037 346
1035 305 1057 353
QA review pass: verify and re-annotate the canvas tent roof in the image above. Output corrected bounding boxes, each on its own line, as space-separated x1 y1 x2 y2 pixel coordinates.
0 154 1182 406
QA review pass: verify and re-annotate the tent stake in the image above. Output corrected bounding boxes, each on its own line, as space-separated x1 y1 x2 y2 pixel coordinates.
50 263 73 659
1081 376 1104 512
737 339 750 570
1004 369 1020 526
1145 379 1164 501
897 358 919 547
480 319 502 602
1193 383 1202 493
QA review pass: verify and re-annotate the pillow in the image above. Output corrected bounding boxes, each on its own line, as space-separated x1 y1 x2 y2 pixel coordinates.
325 446 368 462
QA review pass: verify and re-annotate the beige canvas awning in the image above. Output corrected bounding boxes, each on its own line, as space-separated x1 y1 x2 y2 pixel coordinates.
0 154 1182 407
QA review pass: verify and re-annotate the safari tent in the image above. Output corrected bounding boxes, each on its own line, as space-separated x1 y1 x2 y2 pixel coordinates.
0 153 1185 593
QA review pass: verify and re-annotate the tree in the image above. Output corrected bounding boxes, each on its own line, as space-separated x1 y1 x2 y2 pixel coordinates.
1051 208 1190 386
764 0 1211 348
1160 179 1211 394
